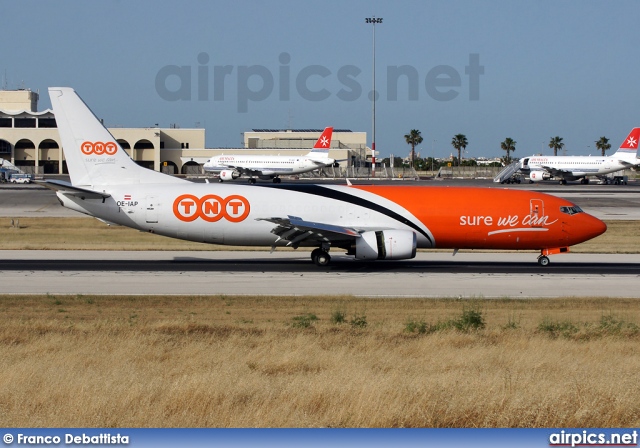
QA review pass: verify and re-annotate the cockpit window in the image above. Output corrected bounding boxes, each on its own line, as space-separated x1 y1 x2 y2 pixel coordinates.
560 206 583 215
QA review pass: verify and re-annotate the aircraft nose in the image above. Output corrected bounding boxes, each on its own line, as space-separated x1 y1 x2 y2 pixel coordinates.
579 214 607 243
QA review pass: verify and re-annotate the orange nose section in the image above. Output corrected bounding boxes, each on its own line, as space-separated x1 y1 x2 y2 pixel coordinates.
577 214 607 244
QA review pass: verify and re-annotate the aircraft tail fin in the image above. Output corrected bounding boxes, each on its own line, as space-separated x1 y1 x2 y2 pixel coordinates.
306 127 334 159
612 127 640 160
48 87 183 187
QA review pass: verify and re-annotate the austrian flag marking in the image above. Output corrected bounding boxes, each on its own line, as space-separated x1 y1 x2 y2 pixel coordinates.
116 194 138 207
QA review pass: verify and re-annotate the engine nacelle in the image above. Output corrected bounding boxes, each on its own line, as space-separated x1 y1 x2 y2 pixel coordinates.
220 169 240 180
355 230 417 260
529 171 548 182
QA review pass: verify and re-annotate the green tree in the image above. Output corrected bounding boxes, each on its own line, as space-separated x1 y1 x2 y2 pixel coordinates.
595 136 611 156
414 158 428 170
451 134 468 166
548 136 564 156
501 137 517 163
404 129 423 168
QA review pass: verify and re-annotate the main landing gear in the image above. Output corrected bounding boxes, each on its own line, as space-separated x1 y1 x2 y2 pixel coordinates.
311 248 331 266
247 177 280 184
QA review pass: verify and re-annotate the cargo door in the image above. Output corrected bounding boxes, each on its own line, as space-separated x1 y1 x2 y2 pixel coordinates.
529 199 544 227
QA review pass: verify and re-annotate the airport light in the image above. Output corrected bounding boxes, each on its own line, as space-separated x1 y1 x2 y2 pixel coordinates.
365 16 382 178
432 139 437 174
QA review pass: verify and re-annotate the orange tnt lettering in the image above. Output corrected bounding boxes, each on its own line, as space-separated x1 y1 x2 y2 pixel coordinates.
173 194 250 223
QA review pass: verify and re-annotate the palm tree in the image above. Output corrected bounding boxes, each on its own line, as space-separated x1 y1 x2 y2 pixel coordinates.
501 138 516 163
451 134 468 166
404 129 423 168
548 136 564 156
595 136 611 156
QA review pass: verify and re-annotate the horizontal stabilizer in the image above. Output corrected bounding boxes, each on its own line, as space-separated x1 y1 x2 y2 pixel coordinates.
36 179 111 200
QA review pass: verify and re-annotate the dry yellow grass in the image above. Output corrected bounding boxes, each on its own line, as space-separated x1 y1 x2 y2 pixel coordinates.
0 217 637 252
1 295 639 427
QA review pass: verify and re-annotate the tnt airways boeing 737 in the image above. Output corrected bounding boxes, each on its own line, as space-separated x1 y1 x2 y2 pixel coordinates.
203 127 337 184
41 88 606 267
521 128 640 184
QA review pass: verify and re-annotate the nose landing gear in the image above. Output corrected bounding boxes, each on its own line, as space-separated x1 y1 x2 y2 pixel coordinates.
538 247 569 266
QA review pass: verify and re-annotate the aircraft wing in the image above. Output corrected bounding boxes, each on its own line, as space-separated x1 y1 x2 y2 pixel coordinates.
258 215 361 248
538 165 574 179
36 179 111 200
216 163 267 177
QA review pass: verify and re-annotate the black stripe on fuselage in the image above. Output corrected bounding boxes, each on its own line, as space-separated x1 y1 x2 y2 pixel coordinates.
260 184 432 244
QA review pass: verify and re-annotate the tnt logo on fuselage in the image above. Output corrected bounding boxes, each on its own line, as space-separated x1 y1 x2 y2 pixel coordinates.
173 194 250 222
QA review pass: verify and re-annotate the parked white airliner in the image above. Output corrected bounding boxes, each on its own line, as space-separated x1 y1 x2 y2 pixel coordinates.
40 87 606 267
203 127 337 184
520 128 640 184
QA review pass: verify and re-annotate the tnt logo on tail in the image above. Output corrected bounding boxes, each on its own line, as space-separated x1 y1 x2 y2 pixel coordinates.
81 141 118 156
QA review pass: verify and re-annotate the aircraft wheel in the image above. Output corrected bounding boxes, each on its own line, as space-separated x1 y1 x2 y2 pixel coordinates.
311 249 331 266
310 248 322 262
218 179 224 183
315 251 331 267
273 177 281 183
537 256 550 267
249 178 256 184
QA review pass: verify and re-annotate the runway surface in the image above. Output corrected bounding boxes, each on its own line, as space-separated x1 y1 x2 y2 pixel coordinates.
2 251 639 297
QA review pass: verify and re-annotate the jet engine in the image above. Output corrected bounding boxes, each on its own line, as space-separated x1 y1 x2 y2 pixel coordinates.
529 171 549 182
354 230 417 260
219 169 240 181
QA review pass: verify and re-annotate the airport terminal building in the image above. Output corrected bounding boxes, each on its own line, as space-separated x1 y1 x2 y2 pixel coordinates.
0 89 366 176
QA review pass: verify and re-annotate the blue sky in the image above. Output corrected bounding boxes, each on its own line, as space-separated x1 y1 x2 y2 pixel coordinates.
2 0 639 160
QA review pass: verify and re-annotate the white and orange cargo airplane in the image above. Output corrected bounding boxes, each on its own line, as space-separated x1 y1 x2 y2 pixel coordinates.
202 127 337 184
41 88 606 267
